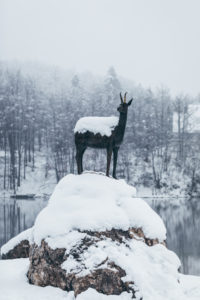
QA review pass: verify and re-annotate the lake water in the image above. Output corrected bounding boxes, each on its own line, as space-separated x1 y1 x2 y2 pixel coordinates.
0 194 199 276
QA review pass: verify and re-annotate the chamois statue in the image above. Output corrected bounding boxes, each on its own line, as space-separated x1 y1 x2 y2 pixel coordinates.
74 92 133 178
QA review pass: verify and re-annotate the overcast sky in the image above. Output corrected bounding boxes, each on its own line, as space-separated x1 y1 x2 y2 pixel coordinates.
0 0 200 96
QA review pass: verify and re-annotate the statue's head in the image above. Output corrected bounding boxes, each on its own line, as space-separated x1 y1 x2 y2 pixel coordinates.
117 92 133 114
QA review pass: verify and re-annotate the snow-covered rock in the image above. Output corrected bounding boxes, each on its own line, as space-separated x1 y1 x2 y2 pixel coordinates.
1 228 33 259
28 227 165 297
27 173 183 299
74 116 119 137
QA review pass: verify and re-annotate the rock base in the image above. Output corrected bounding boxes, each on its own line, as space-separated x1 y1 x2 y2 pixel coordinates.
28 228 163 297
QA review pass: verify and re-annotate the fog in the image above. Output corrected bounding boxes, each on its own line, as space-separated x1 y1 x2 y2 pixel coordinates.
1 0 200 96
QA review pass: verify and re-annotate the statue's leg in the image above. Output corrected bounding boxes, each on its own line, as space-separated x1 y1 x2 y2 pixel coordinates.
80 147 86 173
113 147 119 179
76 146 82 174
106 147 112 177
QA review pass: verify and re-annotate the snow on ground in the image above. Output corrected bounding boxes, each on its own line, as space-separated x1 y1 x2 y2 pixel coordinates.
17 152 56 196
180 274 200 300
74 116 119 136
33 173 166 245
0 258 72 300
0 227 33 256
0 255 200 299
0 151 56 198
0 259 133 300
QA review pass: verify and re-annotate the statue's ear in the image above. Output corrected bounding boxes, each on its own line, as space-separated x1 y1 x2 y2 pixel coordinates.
120 92 123 104
128 98 133 106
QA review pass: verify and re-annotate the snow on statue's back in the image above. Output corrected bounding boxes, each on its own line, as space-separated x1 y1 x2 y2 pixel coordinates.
74 116 118 137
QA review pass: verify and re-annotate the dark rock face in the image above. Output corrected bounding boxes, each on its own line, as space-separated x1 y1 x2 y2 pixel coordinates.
28 240 133 297
1 240 30 259
28 228 164 297
84 228 165 247
71 265 131 297
129 228 166 247
28 241 68 290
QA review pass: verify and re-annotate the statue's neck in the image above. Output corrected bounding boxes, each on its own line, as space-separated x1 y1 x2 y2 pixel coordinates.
116 112 127 138
119 112 127 126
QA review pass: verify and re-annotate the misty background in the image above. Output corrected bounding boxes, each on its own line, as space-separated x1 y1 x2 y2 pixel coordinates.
1 0 200 96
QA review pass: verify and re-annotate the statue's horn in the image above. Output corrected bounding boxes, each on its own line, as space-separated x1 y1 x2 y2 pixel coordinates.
124 92 127 103
120 92 123 104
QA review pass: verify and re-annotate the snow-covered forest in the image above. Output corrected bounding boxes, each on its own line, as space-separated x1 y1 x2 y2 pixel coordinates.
0 61 200 196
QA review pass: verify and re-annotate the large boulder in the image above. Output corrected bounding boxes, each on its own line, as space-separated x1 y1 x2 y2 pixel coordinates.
26 173 184 299
28 228 164 297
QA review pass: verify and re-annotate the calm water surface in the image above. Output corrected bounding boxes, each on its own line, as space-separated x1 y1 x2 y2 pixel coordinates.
0 194 199 276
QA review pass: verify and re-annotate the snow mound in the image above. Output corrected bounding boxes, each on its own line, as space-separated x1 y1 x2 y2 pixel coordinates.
74 116 119 136
33 173 166 245
1 228 33 256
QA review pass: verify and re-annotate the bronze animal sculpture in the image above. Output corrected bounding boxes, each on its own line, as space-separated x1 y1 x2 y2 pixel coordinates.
74 92 133 178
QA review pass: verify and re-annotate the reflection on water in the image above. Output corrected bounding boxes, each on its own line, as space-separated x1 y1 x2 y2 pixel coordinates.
0 195 47 248
151 198 200 276
0 194 199 276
